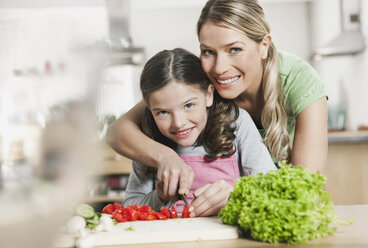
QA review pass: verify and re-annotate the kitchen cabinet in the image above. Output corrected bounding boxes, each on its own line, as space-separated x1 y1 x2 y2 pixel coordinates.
85 142 132 207
324 131 368 205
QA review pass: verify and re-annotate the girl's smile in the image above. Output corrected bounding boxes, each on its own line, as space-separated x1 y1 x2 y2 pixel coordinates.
148 80 214 147
172 127 195 138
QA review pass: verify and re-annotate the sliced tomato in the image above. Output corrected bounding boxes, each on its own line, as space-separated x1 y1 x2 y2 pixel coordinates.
102 204 115 215
124 207 140 221
140 213 156 221
152 210 167 220
182 205 190 218
113 202 124 212
160 206 172 218
170 205 178 218
129 204 138 211
138 205 153 215
112 211 129 222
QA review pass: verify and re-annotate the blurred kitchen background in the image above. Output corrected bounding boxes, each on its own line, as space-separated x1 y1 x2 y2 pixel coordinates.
0 0 367 247
1 0 368 129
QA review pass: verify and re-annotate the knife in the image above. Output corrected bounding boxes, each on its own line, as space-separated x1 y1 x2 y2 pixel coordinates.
178 193 189 206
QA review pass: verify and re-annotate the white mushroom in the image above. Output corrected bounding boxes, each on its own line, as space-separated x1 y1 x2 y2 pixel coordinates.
99 214 114 231
66 216 86 236
76 234 95 248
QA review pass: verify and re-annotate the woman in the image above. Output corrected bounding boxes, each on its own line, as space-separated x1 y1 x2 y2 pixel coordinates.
107 0 328 217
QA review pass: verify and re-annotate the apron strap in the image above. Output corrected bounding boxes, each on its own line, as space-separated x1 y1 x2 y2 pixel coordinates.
238 161 245 177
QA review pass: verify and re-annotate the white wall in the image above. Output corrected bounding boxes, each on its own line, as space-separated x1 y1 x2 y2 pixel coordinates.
0 6 108 77
0 5 110 121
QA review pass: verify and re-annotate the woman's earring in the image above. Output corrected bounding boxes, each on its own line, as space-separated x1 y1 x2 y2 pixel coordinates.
262 51 268 59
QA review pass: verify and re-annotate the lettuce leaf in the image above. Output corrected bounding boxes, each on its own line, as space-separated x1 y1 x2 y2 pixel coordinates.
219 161 341 244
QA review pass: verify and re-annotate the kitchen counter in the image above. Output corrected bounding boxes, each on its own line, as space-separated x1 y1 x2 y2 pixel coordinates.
328 130 368 143
99 204 368 248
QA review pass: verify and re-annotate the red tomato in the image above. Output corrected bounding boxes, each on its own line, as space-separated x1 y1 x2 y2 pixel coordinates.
140 213 156 221
170 205 178 218
129 204 138 211
112 211 128 222
124 207 140 221
102 204 115 215
138 205 153 215
160 206 172 218
152 210 167 220
182 205 190 218
113 202 124 212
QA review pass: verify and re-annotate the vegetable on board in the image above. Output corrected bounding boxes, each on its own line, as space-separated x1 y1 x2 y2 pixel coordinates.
219 161 354 244
102 202 188 222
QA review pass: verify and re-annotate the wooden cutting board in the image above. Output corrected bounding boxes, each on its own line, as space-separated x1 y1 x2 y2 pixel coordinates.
55 216 239 247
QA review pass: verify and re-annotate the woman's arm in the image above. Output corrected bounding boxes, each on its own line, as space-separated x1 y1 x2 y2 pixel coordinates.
106 100 194 199
123 161 170 211
291 97 328 173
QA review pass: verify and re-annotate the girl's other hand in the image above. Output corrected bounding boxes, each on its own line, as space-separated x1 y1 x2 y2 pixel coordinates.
189 180 233 217
156 154 195 201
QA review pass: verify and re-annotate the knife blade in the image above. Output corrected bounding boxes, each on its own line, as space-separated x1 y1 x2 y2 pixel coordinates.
178 193 189 206
176 185 189 206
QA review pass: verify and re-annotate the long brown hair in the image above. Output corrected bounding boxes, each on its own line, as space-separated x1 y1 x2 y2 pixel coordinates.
197 0 291 162
140 48 239 159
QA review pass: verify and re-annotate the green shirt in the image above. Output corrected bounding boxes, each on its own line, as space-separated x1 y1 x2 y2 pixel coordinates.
259 51 326 160
279 51 326 146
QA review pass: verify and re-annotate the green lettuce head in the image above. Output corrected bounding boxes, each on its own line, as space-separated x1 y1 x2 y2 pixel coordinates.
219 162 338 244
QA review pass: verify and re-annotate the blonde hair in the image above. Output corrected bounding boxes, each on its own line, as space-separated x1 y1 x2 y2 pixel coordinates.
197 0 291 162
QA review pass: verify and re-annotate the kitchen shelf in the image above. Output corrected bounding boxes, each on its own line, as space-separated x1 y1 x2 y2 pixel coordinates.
94 158 132 176
92 142 133 176
328 130 368 144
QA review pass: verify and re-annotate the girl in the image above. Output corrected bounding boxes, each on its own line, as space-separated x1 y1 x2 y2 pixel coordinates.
123 48 276 213
108 0 328 217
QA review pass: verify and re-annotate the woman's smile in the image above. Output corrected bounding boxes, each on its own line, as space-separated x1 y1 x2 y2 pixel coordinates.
216 75 241 88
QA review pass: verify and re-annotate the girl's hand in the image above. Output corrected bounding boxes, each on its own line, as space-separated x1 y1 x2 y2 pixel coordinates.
156 154 195 201
189 180 233 217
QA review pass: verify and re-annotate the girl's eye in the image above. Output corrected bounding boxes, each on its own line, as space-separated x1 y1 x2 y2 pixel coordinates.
201 50 214 56
184 103 194 110
157 111 168 117
230 47 242 54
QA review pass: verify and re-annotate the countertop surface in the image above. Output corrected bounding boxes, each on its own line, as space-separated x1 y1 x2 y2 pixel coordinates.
328 130 368 143
98 204 368 248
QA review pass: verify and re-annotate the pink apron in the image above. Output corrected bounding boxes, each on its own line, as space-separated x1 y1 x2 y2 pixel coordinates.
175 154 240 211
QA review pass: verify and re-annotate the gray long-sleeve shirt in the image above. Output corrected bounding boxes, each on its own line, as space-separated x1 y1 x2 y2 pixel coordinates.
123 108 276 211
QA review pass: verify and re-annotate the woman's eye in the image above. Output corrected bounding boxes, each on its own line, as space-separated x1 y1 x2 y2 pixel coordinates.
201 50 214 56
184 103 194 110
230 47 242 54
